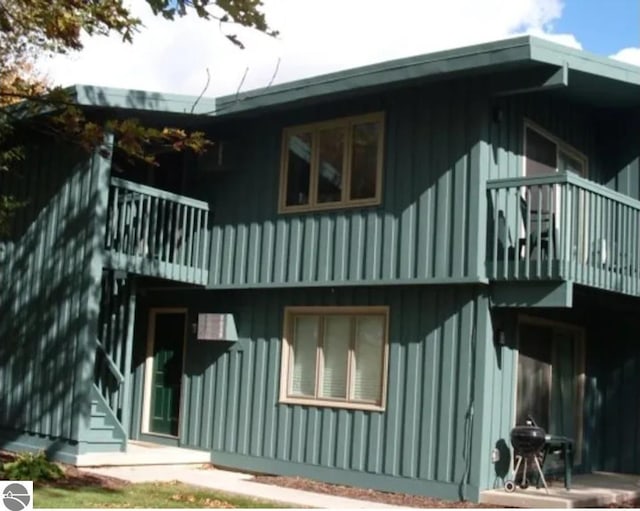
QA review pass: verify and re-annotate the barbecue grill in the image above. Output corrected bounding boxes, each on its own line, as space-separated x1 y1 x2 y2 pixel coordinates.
504 417 549 493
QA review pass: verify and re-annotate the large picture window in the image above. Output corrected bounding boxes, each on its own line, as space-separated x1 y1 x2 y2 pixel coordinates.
279 113 385 212
280 306 389 410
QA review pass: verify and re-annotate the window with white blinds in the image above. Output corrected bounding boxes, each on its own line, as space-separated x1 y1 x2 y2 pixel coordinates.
280 307 389 410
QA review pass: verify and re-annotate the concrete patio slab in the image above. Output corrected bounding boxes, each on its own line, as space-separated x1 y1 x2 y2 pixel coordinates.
480 472 640 508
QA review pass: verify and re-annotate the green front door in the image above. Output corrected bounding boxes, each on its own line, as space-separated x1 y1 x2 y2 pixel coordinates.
149 312 185 436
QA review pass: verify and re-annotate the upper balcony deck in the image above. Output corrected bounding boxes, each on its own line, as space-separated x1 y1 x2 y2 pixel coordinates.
487 172 640 297
104 177 212 286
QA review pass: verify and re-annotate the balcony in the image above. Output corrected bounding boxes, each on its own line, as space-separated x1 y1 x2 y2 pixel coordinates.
487 172 640 297
105 177 211 285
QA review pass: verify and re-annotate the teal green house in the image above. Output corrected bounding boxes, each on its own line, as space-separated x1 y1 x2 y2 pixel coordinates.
2 36 640 502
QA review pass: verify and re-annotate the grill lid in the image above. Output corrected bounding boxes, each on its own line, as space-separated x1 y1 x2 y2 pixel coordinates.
510 417 546 455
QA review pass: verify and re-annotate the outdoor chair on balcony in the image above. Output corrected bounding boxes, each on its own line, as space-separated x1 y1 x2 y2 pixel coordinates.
518 196 556 260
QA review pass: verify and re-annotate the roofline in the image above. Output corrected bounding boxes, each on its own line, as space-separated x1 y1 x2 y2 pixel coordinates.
528 36 640 85
214 35 640 116
68 84 217 116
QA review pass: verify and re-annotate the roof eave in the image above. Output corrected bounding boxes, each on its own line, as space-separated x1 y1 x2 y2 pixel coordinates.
215 35 640 116
70 84 217 116
214 35 535 116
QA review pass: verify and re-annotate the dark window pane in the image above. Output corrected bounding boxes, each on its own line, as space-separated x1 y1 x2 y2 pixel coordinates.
285 133 312 207
316 128 345 204
525 127 557 177
350 121 380 200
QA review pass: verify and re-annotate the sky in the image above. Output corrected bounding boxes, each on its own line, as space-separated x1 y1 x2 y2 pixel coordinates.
40 0 640 99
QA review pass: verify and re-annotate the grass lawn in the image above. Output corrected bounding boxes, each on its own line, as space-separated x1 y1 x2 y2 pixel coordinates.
0 452 283 509
35 480 284 509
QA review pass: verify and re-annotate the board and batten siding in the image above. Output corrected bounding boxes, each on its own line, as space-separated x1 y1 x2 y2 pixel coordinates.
573 294 640 475
0 136 111 458
130 284 492 500
597 107 640 201
208 80 489 288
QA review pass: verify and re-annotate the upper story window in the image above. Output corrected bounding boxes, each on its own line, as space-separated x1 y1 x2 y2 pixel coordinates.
524 121 587 178
279 112 385 213
280 306 389 411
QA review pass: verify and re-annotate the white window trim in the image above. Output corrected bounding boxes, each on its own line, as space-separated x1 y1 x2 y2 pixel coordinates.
279 306 389 411
278 112 385 213
522 119 589 177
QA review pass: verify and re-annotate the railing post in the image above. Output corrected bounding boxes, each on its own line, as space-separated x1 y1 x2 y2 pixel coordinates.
120 277 136 438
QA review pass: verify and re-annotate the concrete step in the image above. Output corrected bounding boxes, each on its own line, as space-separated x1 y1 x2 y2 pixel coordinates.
75 442 210 467
83 429 122 443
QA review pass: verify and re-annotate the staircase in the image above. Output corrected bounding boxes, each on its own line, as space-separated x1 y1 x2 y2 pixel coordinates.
86 385 127 452
87 270 134 455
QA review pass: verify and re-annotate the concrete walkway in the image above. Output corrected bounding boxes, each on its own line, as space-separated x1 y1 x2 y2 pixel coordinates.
80 465 404 508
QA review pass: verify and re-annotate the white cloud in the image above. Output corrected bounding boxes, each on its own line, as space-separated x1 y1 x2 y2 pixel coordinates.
526 28 582 50
39 0 576 98
610 47 640 67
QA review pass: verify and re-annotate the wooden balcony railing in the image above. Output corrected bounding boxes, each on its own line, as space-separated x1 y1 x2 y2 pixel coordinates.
105 177 211 285
487 172 640 296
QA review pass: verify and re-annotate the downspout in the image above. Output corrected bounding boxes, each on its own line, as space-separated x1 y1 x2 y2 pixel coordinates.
458 308 478 501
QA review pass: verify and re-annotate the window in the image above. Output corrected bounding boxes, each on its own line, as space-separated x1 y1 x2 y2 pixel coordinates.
279 113 385 212
280 306 389 410
524 122 587 178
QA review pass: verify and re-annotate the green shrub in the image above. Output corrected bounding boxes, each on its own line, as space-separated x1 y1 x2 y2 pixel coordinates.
2 451 64 482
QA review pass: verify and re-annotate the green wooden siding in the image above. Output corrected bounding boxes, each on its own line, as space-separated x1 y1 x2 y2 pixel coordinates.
0 135 110 449
467 306 517 492
208 80 488 288
128 284 491 500
598 107 640 200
